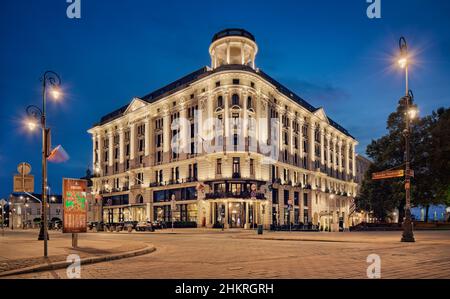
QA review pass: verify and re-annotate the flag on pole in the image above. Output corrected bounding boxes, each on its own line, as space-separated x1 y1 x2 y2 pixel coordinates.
47 145 70 163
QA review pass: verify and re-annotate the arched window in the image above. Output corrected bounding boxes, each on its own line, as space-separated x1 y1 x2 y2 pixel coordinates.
232 94 240 106
247 96 252 109
136 194 144 204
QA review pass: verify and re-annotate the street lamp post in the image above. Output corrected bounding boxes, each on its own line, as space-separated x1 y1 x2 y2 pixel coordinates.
26 71 62 257
398 37 416 243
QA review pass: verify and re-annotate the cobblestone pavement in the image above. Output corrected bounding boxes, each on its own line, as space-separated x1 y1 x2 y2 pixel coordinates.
4 230 450 279
0 230 148 273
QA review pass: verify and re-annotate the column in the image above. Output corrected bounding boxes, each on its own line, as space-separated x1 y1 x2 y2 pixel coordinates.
278 109 283 159
98 134 103 173
345 140 350 176
289 115 294 156
144 118 150 156
92 135 96 168
320 126 325 166
278 188 284 225
299 116 304 159
243 90 248 139
130 123 136 161
338 139 343 175
224 92 230 141
326 134 331 170
226 43 231 64
245 202 249 229
146 203 151 222
256 94 264 148
333 138 338 173
241 42 245 64
224 202 229 228
180 104 188 156
251 52 256 69
308 120 315 170
163 110 171 155
108 130 114 167
119 127 125 164
352 143 357 178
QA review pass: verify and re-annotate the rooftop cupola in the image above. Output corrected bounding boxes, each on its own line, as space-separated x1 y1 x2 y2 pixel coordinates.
209 28 258 70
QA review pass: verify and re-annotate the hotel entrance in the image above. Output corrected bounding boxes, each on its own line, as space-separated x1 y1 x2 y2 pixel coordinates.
211 201 259 229
229 202 244 228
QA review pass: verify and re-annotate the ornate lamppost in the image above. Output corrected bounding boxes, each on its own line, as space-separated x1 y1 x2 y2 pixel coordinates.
25 71 62 257
398 37 418 243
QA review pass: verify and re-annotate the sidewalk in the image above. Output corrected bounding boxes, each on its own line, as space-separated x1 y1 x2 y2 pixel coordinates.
233 230 450 245
0 229 153 275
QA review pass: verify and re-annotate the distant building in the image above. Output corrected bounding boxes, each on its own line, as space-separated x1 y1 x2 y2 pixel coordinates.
8 193 62 229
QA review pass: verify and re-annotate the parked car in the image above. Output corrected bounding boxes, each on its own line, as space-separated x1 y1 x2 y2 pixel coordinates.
88 221 105 231
152 221 167 229
136 221 155 232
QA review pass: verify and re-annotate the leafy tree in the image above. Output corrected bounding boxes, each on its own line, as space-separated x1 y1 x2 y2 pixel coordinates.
356 106 450 223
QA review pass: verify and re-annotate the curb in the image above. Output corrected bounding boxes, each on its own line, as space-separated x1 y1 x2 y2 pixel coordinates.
0 245 156 278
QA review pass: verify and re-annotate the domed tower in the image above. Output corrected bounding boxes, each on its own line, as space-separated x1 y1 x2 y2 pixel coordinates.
209 29 258 70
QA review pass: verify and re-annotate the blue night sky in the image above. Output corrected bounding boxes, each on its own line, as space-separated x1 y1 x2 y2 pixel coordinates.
1 0 449 198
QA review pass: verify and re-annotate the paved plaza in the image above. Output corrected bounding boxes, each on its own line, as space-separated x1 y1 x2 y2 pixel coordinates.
1 229 450 279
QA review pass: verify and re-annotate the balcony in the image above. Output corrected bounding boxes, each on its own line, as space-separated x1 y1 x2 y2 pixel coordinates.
205 191 266 200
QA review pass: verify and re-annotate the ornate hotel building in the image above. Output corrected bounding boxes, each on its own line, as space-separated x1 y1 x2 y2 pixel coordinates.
88 29 358 231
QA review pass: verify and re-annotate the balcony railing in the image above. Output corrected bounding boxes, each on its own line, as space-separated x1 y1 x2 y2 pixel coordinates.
205 191 265 200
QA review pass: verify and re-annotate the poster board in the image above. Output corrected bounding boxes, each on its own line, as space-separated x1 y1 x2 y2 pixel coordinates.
63 178 87 233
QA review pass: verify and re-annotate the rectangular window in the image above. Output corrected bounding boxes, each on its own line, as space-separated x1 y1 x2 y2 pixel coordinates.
232 157 240 175
250 159 255 175
303 193 308 207
272 188 278 204
284 190 289 205
232 79 240 85
216 158 222 175
294 192 299 206
193 163 198 180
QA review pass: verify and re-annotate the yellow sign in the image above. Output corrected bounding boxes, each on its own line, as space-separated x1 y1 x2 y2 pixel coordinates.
372 170 404 180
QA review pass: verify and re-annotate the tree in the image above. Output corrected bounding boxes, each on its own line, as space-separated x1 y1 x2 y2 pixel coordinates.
357 106 450 223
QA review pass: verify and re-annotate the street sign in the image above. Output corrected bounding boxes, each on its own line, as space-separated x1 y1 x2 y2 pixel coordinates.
17 162 31 175
13 162 34 193
372 169 404 180
63 178 88 233
13 175 34 193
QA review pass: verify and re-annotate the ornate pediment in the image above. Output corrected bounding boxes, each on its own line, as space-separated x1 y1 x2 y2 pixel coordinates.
313 107 330 124
124 98 147 114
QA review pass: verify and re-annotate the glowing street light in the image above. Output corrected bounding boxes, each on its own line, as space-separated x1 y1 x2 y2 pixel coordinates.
397 37 416 243
408 104 419 119
50 86 62 100
24 70 62 257
398 57 408 69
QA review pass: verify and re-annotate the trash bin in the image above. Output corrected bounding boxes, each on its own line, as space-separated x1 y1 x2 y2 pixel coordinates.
257 224 263 235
